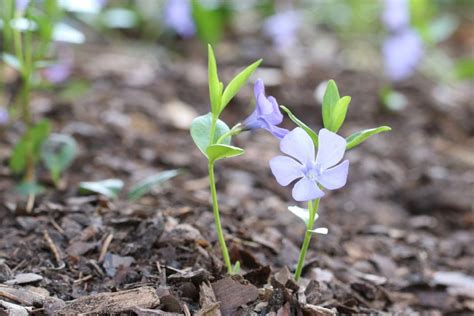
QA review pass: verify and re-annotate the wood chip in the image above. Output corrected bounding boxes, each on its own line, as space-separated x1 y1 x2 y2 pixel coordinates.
57 286 160 315
197 282 221 316
211 276 258 316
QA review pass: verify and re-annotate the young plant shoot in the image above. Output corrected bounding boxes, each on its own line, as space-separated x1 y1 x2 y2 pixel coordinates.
271 80 391 281
190 45 261 274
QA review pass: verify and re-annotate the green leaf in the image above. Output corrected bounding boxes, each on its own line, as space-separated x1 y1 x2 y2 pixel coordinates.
2 53 21 71
322 80 340 130
328 96 351 133
455 58 474 80
15 181 44 196
10 120 51 174
127 169 182 201
41 133 77 184
220 59 262 112
206 144 244 163
232 261 241 274
190 113 231 156
10 140 29 174
207 44 221 115
346 126 392 150
192 0 224 45
79 179 124 198
280 105 318 146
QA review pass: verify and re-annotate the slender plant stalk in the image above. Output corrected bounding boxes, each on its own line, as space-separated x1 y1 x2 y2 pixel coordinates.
208 162 232 273
294 198 321 281
207 115 232 273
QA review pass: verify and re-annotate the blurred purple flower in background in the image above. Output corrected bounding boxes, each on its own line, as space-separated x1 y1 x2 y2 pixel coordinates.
243 79 289 139
0 107 9 125
42 62 72 84
15 0 30 12
382 0 423 81
163 0 196 38
383 29 423 81
270 128 349 202
263 11 300 48
382 0 410 32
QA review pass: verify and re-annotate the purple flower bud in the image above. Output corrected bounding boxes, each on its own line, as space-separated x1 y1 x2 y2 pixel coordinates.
0 107 9 125
163 0 196 38
263 11 300 48
383 29 423 81
382 0 410 32
243 79 289 139
15 0 29 13
42 62 72 84
270 128 349 202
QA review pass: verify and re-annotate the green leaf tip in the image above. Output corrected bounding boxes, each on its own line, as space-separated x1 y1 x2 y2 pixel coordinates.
346 126 392 150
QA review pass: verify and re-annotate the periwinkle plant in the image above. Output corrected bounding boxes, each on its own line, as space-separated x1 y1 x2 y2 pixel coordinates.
272 80 391 280
191 47 390 278
191 45 262 273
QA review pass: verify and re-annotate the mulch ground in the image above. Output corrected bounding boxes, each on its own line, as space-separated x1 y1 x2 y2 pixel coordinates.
0 40 473 315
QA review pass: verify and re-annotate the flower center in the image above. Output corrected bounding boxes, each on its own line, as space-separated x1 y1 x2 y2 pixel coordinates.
303 162 322 181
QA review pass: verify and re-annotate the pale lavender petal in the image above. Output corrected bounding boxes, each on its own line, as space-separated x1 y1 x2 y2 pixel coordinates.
16 0 29 12
254 79 265 98
257 92 273 115
280 127 315 165
317 160 349 190
42 63 72 84
292 177 325 202
265 96 283 125
383 29 423 81
0 107 9 125
243 110 261 130
382 0 409 32
315 128 347 170
269 156 303 186
260 119 289 138
263 11 300 49
163 0 195 38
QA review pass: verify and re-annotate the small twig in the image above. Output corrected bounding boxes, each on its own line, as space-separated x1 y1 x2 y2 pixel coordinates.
183 303 191 316
73 275 93 284
98 233 113 263
43 229 62 265
25 193 35 213
88 260 104 276
50 218 65 235
0 290 30 306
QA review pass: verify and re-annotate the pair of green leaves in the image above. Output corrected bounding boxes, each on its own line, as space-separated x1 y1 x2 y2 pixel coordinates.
322 80 351 133
190 113 244 164
208 44 261 117
191 46 261 164
79 169 181 201
280 80 391 150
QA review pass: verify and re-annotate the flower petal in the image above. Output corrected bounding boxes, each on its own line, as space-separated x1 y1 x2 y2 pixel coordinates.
264 96 283 125
269 156 303 186
318 160 349 190
260 119 289 138
257 93 273 115
309 227 328 235
315 128 347 170
292 177 324 201
280 127 315 165
254 79 265 98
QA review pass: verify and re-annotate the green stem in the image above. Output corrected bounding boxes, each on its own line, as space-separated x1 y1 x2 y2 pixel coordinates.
216 124 242 144
294 198 320 281
208 161 232 273
209 115 218 144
